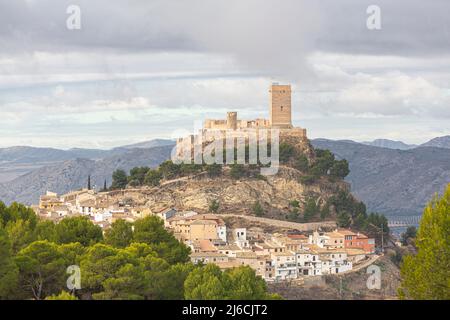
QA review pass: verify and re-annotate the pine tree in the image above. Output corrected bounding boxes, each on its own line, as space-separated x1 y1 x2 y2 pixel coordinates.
0 227 18 299
399 183 450 299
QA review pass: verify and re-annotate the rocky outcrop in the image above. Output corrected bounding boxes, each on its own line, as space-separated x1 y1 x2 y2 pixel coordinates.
102 165 348 220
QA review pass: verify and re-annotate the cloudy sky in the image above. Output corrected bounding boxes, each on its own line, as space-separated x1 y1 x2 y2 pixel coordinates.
0 0 449 149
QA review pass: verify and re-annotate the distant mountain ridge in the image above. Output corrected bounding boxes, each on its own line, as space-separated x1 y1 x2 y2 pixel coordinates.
0 139 175 183
361 139 417 150
420 135 450 149
0 145 173 205
311 138 450 217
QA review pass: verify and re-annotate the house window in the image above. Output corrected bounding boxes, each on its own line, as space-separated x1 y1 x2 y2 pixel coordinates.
280 106 283 111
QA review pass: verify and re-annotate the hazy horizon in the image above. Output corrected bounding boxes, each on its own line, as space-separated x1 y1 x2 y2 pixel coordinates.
0 134 446 151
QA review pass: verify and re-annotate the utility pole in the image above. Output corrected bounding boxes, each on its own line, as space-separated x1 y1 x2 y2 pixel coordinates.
369 222 385 254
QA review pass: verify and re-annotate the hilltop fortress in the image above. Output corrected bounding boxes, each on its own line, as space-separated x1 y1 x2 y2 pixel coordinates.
174 83 310 171
175 83 308 161
203 83 306 136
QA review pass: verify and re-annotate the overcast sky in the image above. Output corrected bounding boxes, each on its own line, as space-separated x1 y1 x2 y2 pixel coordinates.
0 0 449 149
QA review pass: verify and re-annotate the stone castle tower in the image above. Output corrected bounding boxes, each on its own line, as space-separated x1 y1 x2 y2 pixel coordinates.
269 84 292 129
226 112 237 130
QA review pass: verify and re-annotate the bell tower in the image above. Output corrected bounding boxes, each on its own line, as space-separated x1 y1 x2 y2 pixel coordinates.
269 83 292 129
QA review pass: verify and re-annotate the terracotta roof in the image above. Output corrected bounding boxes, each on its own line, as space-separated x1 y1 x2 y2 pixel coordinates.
196 240 218 252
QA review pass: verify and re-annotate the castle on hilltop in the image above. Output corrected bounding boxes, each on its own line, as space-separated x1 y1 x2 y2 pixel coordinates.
204 83 305 135
175 83 307 160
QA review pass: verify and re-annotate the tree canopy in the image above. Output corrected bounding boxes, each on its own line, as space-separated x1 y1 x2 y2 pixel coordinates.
399 184 450 300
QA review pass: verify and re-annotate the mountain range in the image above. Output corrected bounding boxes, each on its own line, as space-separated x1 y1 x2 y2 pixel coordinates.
361 139 417 150
0 136 448 218
311 138 450 217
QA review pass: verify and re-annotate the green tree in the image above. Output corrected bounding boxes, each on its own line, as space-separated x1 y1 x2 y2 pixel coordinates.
330 159 350 178
287 207 300 221
184 264 278 300
35 220 57 242
144 169 162 187
209 200 220 213
55 216 103 246
230 164 245 179
401 226 417 246
80 243 133 297
0 226 19 299
252 201 264 217
58 242 85 266
159 161 180 180
294 155 309 172
128 167 150 186
133 216 190 264
15 241 66 300
279 143 295 163
87 175 91 190
184 264 226 300
337 211 351 228
303 197 319 222
224 266 277 299
5 219 36 253
289 200 300 208
93 263 146 300
104 219 133 248
180 163 202 176
133 216 174 245
320 202 331 220
399 185 450 300
310 149 335 176
111 169 128 190
206 163 222 177
160 263 195 300
45 291 78 300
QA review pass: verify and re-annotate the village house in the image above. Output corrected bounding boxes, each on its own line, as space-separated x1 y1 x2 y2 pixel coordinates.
167 214 227 243
296 248 322 276
39 191 64 210
339 229 375 254
271 251 298 281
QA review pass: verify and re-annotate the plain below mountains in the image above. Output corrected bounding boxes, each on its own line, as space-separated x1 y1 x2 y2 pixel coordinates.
0 136 449 218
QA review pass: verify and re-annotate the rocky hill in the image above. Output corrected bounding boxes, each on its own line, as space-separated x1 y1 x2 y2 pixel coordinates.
311 139 450 217
101 165 348 220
